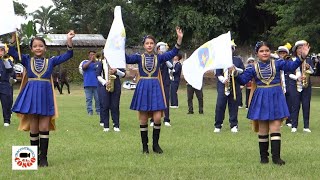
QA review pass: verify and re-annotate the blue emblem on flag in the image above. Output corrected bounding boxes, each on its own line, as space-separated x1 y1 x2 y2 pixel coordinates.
198 47 209 68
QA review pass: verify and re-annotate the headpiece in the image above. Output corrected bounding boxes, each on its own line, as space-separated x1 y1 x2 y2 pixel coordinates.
247 57 255 63
292 40 307 53
254 41 264 52
155 42 169 53
0 42 5 49
141 35 156 44
277 46 289 54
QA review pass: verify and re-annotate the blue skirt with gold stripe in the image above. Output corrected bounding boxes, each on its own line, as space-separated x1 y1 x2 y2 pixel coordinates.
130 78 166 111
248 85 289 121
12 79 55 116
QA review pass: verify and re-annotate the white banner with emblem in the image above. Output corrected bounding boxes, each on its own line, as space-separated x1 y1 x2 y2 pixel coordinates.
103 6 126 68
0 0 18 36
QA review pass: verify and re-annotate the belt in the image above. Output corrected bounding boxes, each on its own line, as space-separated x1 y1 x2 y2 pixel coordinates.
257 83 281 88
139 77 158 79
28 78 50 82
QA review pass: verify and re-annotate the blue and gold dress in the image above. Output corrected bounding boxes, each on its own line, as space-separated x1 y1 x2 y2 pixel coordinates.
236 58 303 121
126 47 179 112
8 46 73 117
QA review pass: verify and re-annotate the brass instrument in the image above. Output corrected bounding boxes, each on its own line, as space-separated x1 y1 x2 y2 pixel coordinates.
224 69 230 95
169 69 174 81
224 68 236 100
95 53 102 61
231 68 236 100
102 59 117 92
2 54 9 59
283 55 292 60
301 61 312 88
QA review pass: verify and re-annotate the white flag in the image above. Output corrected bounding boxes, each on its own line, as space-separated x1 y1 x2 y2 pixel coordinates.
182 31 233 90
0 0 17 36
103 6 126 68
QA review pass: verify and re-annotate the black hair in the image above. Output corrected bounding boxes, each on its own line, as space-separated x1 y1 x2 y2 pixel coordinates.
255 41 271 53
176 54 182 60
142 35 156 44
29 37 46 48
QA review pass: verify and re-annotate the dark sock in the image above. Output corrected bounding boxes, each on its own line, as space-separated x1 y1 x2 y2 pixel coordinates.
258 134 269 164
153 123 163 154
140 124 149 154
39 131 49 167
270 133 285 165
30 132 39 162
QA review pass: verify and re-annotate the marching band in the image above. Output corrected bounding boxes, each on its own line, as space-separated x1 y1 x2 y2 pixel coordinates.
1 28 319 167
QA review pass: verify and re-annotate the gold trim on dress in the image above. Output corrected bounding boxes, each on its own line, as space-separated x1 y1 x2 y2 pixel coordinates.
257 83 280 88
141 54 157 77
28 78 50 82
139 77 158 79
30 57 49 78
255 60 276 85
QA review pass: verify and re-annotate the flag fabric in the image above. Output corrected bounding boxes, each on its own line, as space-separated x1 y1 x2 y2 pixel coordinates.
182 31 233 90
0 0 17 36
103 6 126 68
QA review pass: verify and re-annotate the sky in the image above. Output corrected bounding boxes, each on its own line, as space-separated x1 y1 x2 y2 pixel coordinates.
16 0 55 13
15 0 55 25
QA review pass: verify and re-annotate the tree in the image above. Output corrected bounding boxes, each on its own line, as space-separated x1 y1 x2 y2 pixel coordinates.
32 5 57 33
237 0 277 45
19 20 37 46
13 1 27 17
259 0 320 52
51 0 141 45
132 0 246 49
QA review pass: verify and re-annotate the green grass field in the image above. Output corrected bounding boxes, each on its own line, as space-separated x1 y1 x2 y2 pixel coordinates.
1 84 320 179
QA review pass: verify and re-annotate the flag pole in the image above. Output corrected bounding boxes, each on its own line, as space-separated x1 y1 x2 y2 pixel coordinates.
15 31 21 61
232 69 236 101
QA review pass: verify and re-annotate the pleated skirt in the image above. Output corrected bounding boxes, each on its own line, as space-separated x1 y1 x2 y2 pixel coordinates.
12 81 55 116
130 79 166 111
248 85 289 121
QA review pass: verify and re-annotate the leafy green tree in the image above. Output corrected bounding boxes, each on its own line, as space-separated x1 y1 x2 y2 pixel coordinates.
13 1 27 17
32 5 57 33
19 20 37 46
259 0 320 52
133 0 246 49
237 0 277 45
51 0 140 45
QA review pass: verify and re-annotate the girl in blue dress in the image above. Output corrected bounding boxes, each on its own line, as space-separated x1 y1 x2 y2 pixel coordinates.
8 31 75 167
235 41 309 165
126 27 183 154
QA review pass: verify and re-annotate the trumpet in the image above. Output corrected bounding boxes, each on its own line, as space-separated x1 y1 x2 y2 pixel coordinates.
2 54 9 59
283 54 292 60
95 53 102 62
